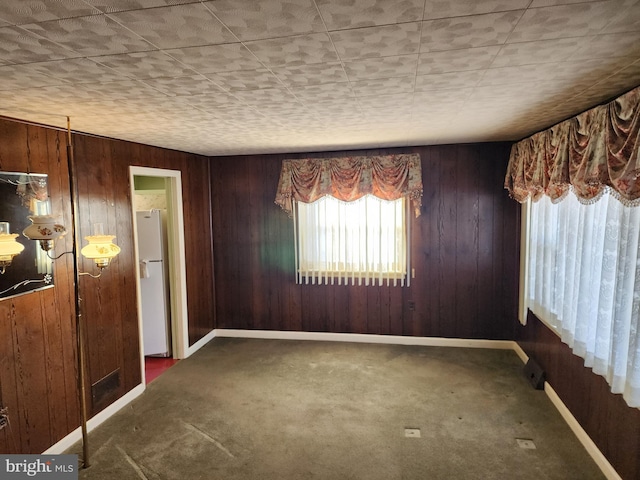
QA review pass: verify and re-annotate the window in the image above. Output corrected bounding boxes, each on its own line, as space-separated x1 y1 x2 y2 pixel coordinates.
524 188 640 408
294 195 409 286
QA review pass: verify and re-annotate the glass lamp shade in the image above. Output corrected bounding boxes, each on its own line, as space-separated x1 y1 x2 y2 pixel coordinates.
0 232 25 272
80 235 121 268
23 215 67 251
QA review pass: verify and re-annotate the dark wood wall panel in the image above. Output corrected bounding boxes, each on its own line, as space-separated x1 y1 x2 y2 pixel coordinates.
0 116 216 453
73 134 216 414
210 143 519 339
517 312 640 480
0 118 78 454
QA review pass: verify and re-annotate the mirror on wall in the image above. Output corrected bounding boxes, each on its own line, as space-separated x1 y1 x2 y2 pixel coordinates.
0 172 55 299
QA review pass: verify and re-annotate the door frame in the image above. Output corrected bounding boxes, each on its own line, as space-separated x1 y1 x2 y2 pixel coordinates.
129 167 189 384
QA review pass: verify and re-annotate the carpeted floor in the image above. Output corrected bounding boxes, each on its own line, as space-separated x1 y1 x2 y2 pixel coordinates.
69 338 605 479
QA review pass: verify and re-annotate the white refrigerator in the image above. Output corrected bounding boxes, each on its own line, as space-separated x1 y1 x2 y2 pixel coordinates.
136 209 171 357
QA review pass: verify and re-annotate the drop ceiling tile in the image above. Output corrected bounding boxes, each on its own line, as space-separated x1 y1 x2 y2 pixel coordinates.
601 0 640 33
572 32 640 59
204 68 283 91
423 0 531 20
141 74 223 96
417 46 500 74
244 33 338 67
0 25 77 64
109 4 235 49
471 82 585 104
352 76 415 96
191 103 263 123
357 93 414 108
85 0 195 14
257 103 311 120
415 70 484 91
509 2 622 43
413 87 473 105
202 0 325 42
92 50 196 79
6 83 105 105
232 87 301 106
315 0 424 30
343 54 418 81
165 43 263 73
319 113 367 127
30 57 130 83
0 0 100 25
330 22 422 60
88 85 172 108
271 62 347 87
180 91 246 109
479 63 573 86
420 11 522 52
529 0 624 7
358 105 413 120
304 101 362 115
20 15 155 56
290 83 356 102
491 38 583 68
583 59 640 98
0 63 67 90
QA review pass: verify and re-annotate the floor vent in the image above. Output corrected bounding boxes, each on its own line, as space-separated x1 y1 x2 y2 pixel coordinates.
523 358 545 390
91 368 121 411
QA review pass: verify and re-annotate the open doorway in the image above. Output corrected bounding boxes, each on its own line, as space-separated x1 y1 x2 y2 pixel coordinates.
130 167 189 385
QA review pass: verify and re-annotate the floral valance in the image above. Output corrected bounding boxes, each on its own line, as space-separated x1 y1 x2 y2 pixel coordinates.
504 85 640 205
275 153 423 217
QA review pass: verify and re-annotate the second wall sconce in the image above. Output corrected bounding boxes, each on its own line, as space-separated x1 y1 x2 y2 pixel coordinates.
23 215 67 251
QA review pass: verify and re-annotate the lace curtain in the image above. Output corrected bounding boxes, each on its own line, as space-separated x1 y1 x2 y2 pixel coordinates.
507 85 640 409
528 190 640 408
275 154 423 217
504 86 640 205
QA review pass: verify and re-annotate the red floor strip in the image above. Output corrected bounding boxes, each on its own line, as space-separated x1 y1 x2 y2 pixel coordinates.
145 357 179 383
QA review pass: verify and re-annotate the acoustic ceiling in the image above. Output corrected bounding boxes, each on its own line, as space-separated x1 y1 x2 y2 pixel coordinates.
0 0 639 156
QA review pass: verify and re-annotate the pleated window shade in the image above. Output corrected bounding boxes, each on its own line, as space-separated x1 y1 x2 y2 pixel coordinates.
294 195 409 286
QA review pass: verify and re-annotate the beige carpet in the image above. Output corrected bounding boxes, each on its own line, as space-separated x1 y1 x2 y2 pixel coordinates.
70 338 605 479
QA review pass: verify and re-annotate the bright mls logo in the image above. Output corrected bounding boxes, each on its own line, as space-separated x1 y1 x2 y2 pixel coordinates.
1 455 77 479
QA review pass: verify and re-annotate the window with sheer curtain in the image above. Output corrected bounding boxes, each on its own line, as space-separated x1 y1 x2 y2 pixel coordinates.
295 195 408 286
526 189 640 408
506 85 640 409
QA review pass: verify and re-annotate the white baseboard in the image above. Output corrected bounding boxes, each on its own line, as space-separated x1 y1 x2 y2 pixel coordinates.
185 328 217 358
512 341 620 479
214 329 517 350
43 383 145 455
544 382 621 480
512 342 529 364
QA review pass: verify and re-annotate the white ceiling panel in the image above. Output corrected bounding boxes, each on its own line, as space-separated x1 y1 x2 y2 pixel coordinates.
0 0 638 156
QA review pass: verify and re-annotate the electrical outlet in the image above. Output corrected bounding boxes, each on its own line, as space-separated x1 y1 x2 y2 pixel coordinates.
404 428 421 438
408 301 415 311
516 438 536 450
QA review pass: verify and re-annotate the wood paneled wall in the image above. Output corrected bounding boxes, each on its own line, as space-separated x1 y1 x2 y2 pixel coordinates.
210 143 520 339
517 312 640 480
0 116 216 453
0 119 78 454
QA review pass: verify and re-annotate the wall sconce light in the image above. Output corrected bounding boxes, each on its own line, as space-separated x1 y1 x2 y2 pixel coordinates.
22 215 67 251
24 217 121 275
0 222 25 274
80 223 121 270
